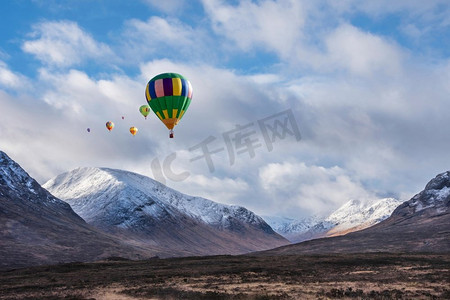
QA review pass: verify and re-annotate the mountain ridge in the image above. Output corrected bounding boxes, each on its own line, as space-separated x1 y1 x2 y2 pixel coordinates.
43 167 288 256
263 197 402 242
258 171 450 255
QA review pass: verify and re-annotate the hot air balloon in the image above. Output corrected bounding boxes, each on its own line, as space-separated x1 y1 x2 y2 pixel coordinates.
145 73 193 138
87 128 91 133
122 116 125 120
106 121 114 131
139 104 151 119
130 126 138 136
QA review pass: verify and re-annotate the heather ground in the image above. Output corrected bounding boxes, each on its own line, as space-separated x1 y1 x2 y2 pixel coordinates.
0 253 449 299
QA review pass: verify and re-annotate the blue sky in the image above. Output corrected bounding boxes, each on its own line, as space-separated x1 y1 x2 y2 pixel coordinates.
1 0 449 218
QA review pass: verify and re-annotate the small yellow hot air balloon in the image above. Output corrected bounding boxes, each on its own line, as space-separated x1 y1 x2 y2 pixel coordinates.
130 126 138 136
106 121 114 131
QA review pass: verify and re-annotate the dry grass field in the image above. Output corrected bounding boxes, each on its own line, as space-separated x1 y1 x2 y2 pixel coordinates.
0 253 449 299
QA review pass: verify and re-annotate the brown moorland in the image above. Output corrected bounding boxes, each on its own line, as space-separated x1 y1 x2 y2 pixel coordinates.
0 253 449 299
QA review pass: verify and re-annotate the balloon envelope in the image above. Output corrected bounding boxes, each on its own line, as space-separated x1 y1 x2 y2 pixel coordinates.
87 128 90 133
106 121 114 131
145 73 192 130
130 126 138 136
139 105 150 119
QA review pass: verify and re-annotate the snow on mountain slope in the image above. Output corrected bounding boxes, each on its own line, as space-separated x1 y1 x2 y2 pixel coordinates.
261 215 321 240
44 167 273 231
325 197 403 235
264 197 402 243
44 167 179 228
0 151 75 212
43 167 288 255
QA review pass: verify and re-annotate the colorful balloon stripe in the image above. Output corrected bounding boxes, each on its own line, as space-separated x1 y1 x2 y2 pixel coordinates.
146 78 193 100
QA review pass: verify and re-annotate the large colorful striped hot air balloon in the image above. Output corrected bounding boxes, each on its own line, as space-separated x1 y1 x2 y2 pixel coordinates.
145 73 193 138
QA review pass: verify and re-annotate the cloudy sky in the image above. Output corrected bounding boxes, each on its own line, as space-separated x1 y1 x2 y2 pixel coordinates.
1 0 449 219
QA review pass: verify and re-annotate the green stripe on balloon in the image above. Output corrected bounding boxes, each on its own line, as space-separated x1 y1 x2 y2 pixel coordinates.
173 95 184 118
166 96 174 118
150 73 186 81
180 98 191 119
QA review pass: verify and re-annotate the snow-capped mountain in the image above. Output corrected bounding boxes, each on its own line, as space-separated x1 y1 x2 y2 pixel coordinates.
0 151 155 270
325 197 403 235
43 167 288 255
261 171 450 255
261 215 321 242
263 197 402 243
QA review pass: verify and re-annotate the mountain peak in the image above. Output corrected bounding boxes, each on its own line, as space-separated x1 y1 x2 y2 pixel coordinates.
424 171 450 191
1 150 48 201
45 167 273 229
263 197 402 243
393 171 450 217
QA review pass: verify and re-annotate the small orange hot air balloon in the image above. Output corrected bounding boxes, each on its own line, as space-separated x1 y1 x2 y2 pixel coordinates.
130 126 138 136
106 121 114 131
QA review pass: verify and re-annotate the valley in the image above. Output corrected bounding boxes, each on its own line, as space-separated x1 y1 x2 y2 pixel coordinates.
0 253 448 299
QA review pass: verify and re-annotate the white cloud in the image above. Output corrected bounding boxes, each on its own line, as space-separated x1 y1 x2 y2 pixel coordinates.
259 162 375 217
126 17 195 48
121 16 213 64
179 174 249 205
202 0 305 58
22 20 113 67
0 61 29 89
325 24 404 76
36 68 144 118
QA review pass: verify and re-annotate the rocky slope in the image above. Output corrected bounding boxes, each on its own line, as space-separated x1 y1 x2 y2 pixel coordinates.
0 151 159 270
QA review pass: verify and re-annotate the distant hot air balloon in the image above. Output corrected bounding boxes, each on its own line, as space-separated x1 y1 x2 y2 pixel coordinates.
122 116 125 120
87 128 90 133
139 104 151 119
106 121 114 131
145 73 193 138
129 126 138 136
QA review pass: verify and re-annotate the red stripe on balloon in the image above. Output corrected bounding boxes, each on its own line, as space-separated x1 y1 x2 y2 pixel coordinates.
155 79 165 97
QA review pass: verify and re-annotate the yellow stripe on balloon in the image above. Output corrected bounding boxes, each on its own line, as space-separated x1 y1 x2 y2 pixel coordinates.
156 112 163 120
163 109 169 119
172 109 178 118
179 110 185 119
146 86 151 101
172 78 182 96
